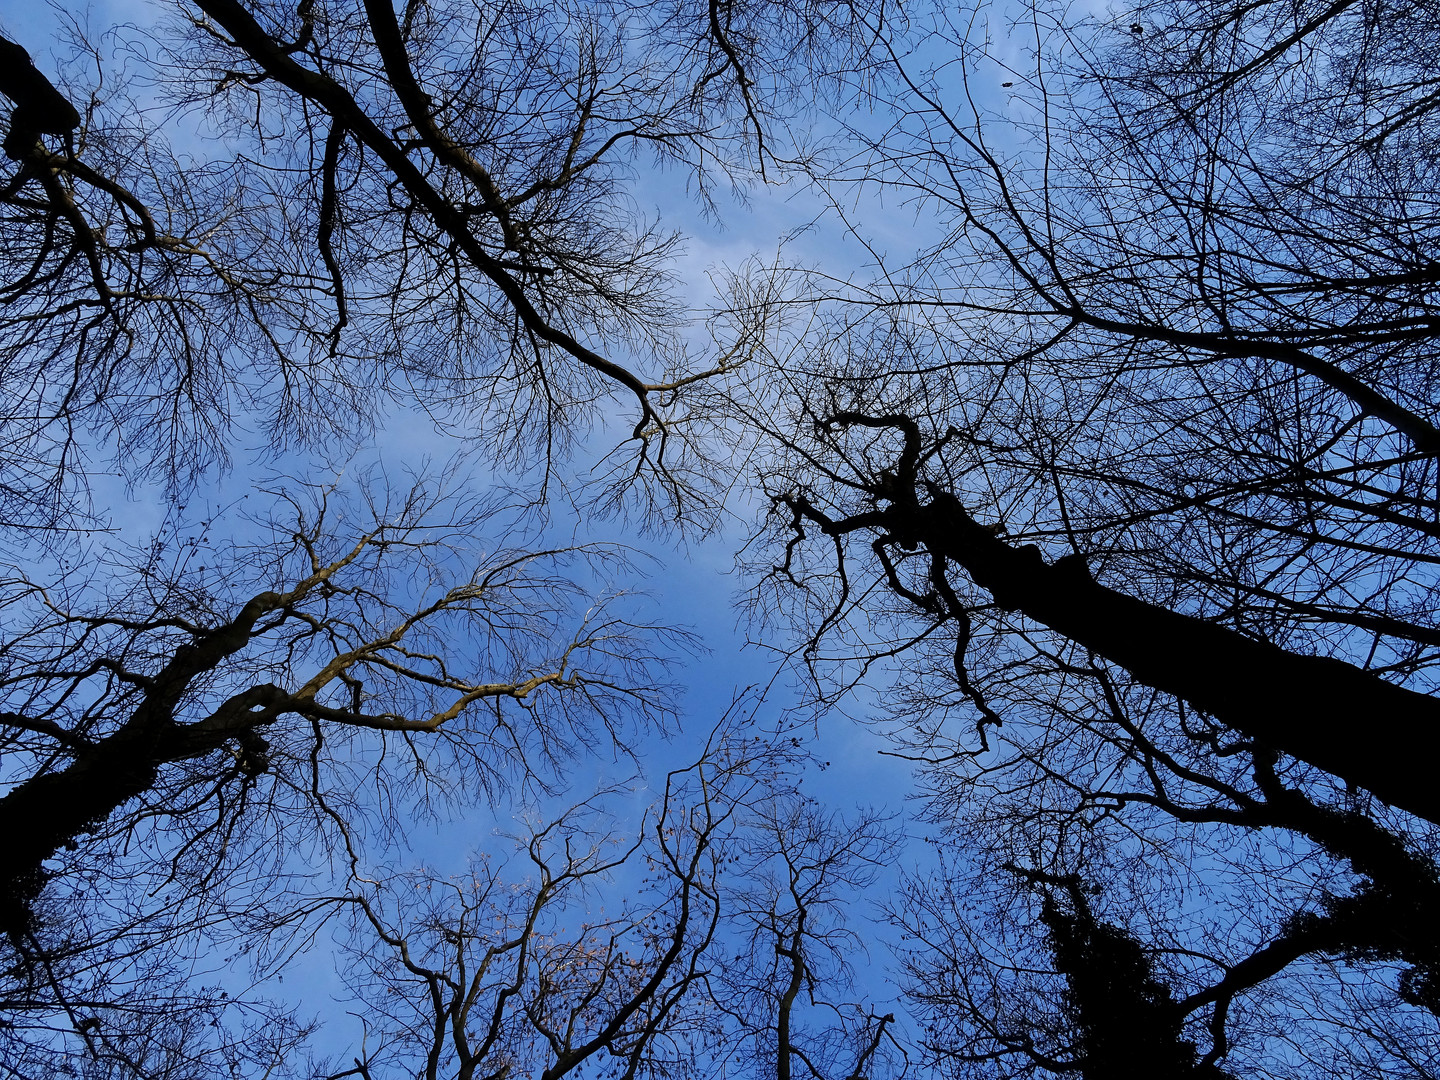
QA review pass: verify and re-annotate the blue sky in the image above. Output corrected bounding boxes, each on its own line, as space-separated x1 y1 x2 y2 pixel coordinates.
0 0 1057 1068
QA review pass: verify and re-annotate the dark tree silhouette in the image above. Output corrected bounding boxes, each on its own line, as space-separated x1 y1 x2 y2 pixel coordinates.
712 795 903 1080
730 0 1440 1073
1019 869 1229 1080
0 3 877 1073
0 34 80 158
12 0 1440 1076
0 472 695 1075
0 0 876 529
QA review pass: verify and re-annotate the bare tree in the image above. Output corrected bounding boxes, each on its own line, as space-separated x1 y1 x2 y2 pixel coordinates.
0 3 896 1075
712 794 905 1080
725 0 1440 1073
322 713 830 1080
0 467 695 1076
24 0 1440 1075
0 0 888 530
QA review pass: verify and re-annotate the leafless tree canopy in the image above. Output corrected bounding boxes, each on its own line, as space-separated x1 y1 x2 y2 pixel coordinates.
733 0 1440 1074
5 0 1440 1077
0 0 879 530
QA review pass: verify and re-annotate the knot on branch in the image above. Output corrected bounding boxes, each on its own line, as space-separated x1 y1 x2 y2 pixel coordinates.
234 729 271 777
821 412 923 500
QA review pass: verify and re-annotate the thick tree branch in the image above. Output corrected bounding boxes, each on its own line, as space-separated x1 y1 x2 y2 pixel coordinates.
799 416 1440 825
189 0 661 437
0 590 284 939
